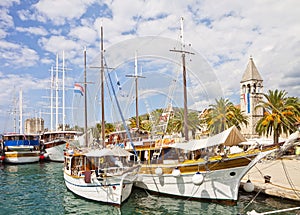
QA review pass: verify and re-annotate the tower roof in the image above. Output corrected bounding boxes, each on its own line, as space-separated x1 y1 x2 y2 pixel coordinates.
240 57 263 83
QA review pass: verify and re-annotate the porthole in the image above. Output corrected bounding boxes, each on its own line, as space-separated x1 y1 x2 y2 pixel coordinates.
230 172 236 176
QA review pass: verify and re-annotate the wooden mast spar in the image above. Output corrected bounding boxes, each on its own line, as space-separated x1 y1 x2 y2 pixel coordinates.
100 25 105 145
170 17 194 141
126 51 145 129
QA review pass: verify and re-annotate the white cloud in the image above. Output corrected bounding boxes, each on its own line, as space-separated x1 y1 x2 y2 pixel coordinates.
0 40 39 67
0 0 19 7
68 26 98 44
16 26 48 36
17 9 47 23
38 35 81 54
32 0 97 25
0 8 14 29
1 0 300 128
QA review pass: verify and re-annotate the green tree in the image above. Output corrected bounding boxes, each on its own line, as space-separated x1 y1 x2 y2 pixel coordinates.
255 89 300 144
168 110 183 133
167 109 200 136
202 97 248 135
95 122 116 137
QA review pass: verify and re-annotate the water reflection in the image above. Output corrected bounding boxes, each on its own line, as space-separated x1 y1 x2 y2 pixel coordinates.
63 190 121 215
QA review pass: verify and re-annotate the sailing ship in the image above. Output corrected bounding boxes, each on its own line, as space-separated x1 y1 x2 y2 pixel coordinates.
119 18 300 203
41 53 83 162
63 27 141 205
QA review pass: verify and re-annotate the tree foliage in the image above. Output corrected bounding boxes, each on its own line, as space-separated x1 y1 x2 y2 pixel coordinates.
201 97 248 135
255 89 300 143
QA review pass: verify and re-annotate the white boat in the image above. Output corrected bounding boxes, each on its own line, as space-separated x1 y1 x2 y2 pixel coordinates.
64 146 140 205
2 90 41 164
131 126 287 203
123 18 300 203
2 133 41 164
64 28 141 205
41 130 82 162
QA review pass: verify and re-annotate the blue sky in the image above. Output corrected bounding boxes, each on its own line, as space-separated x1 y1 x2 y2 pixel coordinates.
0 0 299 132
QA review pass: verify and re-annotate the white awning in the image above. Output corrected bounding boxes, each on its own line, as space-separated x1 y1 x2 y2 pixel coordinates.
171 126 246 151
85 147 133 157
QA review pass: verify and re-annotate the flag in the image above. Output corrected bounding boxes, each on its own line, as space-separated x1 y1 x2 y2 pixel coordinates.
244 93 250 113
74 83 84 96
247 93 250 113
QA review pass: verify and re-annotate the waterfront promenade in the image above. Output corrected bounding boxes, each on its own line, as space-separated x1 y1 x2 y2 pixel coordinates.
241 155 300 201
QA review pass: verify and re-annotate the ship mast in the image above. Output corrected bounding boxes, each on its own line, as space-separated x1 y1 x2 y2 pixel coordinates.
84 47 88 147
19 90 23 134
100 25 105 145
126 51 145 129
170 17 194 141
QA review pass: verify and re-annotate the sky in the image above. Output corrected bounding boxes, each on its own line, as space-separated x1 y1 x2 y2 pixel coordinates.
0 0 299 133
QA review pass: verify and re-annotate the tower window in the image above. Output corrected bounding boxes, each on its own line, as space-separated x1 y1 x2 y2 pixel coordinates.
247 84 251 93
253 84 256 93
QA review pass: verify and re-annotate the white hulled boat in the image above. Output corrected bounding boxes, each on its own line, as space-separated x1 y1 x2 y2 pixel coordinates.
42 130 82 162
64 146 140 205
132 126 292 203
125 18 300 203
2 133 41 164
64 27 141 205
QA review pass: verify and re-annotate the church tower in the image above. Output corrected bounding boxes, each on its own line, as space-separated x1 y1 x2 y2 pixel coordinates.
240 56 264 138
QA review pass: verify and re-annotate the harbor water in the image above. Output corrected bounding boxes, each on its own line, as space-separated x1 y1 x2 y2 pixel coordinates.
0 162 299 215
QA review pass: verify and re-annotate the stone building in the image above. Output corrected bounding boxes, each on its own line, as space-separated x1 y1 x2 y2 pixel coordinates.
240 57 264 138
25 118 44 134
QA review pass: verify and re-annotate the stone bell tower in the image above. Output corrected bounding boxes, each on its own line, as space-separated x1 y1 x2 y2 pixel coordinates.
240 56 264 138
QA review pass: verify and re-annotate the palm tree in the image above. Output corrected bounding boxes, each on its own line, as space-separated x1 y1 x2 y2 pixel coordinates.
95 122 116 138
128 117 137 129
167 110 183 134
255 89 300 144
202 98 248 135
105 122 116 135
166 108 200 137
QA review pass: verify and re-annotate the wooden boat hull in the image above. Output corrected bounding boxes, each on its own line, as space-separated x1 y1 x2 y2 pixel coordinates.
135 150 275 202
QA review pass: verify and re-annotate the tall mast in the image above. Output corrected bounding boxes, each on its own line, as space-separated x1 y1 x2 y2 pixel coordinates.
50 66 54 131
62 50 65 131
19 90 23 134
134 51 139 128
181 17 188 141
55 53 59 131
100 25 105 145
126 51 145 129
170 17 194 141
84 47 88 147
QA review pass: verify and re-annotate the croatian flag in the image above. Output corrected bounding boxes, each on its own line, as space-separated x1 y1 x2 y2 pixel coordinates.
74 83 84 96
